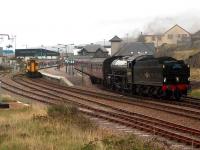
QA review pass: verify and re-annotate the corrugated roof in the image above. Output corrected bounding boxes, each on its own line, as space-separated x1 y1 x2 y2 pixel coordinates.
114 42 155 56
15 48 59 57
109 36 122 42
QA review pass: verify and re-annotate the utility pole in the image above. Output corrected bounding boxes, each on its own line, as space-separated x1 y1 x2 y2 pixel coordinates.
57 48 60 70
14 35 16 51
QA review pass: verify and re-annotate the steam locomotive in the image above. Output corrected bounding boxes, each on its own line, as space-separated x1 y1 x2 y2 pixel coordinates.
74 54 190 100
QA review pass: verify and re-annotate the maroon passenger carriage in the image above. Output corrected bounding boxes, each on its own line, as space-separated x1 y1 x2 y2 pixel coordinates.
74 57 106 84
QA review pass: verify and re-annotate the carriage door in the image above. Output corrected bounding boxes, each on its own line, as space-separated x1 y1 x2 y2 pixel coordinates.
127 61 132 84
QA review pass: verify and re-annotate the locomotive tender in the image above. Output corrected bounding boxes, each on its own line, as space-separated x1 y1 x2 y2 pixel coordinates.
75 54 190 100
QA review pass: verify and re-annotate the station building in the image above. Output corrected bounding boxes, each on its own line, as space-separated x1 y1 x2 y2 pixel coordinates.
77 44 109 58
109 36 155 56
15 48 60 60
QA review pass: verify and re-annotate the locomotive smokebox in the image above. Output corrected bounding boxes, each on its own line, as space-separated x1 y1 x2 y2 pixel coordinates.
111 58 128 71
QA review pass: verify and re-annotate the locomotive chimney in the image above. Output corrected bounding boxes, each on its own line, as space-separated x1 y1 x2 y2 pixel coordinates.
109 35 122 56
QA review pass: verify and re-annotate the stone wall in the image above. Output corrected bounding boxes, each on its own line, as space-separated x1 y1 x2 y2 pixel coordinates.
186 52 200 68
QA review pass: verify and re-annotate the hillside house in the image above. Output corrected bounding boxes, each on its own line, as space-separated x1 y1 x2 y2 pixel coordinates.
191 30 200 48
144 24 191 47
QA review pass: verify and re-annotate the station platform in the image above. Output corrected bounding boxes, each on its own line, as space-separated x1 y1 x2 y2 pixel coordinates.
39 66 101 91
40 67 74 86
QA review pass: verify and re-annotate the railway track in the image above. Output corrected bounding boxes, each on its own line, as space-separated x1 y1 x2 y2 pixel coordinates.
185 96 200 102
0 72 8 78
1 75 200 148
37 77 200 109
15 76 200 121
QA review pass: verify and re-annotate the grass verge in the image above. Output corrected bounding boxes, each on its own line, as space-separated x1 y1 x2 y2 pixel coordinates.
0 103 163 150
190 89 200 98
0 94 17 103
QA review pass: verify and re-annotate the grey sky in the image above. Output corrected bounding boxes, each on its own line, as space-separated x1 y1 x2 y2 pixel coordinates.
0 0 200 48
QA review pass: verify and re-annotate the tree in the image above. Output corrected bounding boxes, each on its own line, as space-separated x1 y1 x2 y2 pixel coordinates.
6 44 13 48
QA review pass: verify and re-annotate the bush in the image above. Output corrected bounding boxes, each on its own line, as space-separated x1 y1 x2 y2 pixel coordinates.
47 104 95 130
81 135 162 150
0 95 17 103
47 104 78 119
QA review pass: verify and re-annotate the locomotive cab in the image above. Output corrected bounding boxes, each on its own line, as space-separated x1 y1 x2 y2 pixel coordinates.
26 59 42 78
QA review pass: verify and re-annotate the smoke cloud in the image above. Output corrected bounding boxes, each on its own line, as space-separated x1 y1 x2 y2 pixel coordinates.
143 11 200 35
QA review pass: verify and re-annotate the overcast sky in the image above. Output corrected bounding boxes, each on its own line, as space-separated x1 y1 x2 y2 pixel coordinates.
0 0 200 48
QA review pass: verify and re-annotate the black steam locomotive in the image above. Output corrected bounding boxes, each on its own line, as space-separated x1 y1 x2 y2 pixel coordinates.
75 54 190 100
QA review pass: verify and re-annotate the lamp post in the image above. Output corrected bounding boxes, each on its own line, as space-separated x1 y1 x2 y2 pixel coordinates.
57 43 74 75
10 35 17 51
57 48 60 70
14 35 16 51
57 43 74 58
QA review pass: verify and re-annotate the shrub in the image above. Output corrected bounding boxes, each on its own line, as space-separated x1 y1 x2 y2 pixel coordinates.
81 135 162 150
47 104 78 118
0 95 16 103
47 104 95 130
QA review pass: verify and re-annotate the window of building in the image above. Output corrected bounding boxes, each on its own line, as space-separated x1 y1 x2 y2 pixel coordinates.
151 36 155 41
158 36 162 41
182 34 187 37
177 34 181 38
168 34 173 39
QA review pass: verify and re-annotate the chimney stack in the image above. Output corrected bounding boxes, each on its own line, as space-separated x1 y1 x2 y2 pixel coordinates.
109 35 122 56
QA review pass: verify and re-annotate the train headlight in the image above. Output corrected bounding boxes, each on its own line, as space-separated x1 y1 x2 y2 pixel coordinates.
187 64 190 68
164 77 167 83
188 77 190 81
176 77 179 82
162 65 165 69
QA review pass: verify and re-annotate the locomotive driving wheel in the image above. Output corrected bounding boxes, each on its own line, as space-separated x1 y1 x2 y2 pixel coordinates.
147 87 154 97
156 88 164 99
